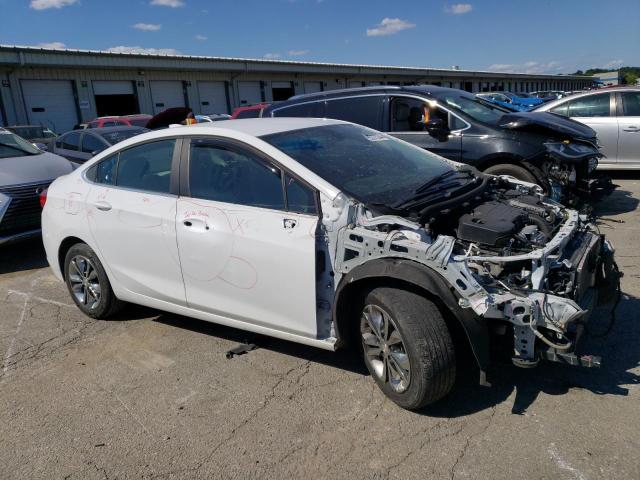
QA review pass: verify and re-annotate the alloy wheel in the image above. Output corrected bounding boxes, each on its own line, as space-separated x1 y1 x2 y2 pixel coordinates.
68 255 102 310
361 304 411 393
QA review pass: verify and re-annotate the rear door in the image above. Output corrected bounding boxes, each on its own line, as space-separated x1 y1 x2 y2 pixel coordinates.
85 138 185 304
389 96 463 160
616 91 640 165
175 138 320 337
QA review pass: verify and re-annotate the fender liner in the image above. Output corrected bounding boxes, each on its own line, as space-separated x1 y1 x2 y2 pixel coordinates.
333 257 491 386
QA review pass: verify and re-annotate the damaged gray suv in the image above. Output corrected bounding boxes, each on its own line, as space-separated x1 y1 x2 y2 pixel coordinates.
42 118 619 410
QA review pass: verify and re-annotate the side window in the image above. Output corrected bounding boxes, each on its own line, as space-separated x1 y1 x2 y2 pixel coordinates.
274 101 325 118
391 97 448 132
116 140 175 193
81 134 107 154
61 131 81 151
549 102 569 116
324 96 383 129
567 93 610 117
189 141 285 210
87 154 118 185
285 174 317 214
620 92 640 117
449 114 467 131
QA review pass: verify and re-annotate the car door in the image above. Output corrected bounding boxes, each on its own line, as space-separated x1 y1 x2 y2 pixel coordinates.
551 92 618 164
616 91 640 165
85 138 186 305
54 130 84 163
388 96 463 160
175 138 320 338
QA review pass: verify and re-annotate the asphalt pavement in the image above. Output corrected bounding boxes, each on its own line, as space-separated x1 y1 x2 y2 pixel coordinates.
1 176 639 480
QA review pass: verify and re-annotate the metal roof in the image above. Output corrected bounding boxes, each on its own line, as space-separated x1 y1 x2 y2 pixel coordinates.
0 44 590 80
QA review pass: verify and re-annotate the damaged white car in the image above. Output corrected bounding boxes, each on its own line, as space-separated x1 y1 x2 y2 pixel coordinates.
42 118 620 410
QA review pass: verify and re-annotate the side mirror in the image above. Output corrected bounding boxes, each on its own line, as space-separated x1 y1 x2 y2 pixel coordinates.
425 118 448 135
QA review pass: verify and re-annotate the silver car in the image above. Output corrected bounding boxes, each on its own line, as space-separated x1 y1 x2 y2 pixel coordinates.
534 87 640 169
0 128 74 245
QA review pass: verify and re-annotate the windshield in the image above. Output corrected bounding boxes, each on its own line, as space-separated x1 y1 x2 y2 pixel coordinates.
440 93 509 125
0 130 42 158
262 124 452 206
99 128 148 145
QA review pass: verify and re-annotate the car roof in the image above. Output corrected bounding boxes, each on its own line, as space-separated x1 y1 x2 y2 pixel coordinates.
184 117 345 136
86 126 147 134
536 86 640 110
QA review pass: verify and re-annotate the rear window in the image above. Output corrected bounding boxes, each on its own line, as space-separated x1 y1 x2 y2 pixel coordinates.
98 128 148 146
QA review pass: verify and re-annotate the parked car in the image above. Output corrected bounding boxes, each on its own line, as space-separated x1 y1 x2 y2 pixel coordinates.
0 127 74 245
86 114 153 129
496 91 544 108
264 86 606 206
53 126 149 164
477 93 530 112
534 87 640 169
196 114 231 123
4 125 58 151
531 90 567 101
41 118 618 409
230 103 270 119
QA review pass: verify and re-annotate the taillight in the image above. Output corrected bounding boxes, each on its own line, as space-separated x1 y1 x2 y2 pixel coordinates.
39 188 48 208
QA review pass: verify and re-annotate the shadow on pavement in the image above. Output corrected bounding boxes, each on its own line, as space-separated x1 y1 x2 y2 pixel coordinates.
0 237 49 275
421 294 640 417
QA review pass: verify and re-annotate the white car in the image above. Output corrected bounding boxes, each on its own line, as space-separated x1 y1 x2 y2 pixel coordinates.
42 118 617 409
534 87 640 169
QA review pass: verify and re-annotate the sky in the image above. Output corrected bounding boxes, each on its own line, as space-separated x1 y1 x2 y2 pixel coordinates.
0 0 639 74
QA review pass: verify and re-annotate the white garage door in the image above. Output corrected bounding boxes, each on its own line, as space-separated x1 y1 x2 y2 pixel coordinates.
92 80 134 95
21 79 78 134
150 81 185 114
304 82 323 94
238 81 262 106
198 81 228 114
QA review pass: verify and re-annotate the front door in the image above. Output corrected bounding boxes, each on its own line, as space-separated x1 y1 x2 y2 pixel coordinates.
86 138 186 305
176 138 320 338
388 96 463 161
617 91 640 165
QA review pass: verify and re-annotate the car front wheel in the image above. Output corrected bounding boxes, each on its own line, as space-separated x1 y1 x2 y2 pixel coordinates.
63 243 123 319
360 287 456 410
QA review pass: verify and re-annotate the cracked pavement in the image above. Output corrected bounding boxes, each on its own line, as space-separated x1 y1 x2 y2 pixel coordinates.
1 176 639 480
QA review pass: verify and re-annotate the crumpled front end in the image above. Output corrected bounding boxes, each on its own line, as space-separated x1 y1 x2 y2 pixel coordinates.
334 178 620 373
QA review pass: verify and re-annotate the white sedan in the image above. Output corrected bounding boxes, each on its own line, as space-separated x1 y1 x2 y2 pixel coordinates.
42 118 613 409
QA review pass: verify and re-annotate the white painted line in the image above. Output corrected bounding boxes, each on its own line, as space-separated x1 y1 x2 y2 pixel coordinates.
2 295 29 374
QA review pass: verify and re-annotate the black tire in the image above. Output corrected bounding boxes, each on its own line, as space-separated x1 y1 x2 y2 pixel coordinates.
359 287 456 410
484 163 539 185
63 243 124 319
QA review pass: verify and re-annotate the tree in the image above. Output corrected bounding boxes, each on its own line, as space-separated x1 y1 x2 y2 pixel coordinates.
623 72 638 85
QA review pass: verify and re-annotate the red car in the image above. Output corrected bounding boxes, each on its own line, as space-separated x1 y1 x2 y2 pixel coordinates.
86 114 152 129
230 103 270 119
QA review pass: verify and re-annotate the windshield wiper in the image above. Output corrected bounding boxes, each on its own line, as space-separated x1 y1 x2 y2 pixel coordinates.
391 169 475 210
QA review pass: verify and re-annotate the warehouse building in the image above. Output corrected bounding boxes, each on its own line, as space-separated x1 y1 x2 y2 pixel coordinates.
0 45 593 133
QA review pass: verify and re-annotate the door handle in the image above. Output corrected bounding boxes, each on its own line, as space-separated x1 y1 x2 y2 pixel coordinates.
283 218 297 229
623 126 640 132
93 201 112 211
183 218 211 231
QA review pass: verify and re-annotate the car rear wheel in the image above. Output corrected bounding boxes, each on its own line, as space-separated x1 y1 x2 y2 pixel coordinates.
359 287 456 410
64 243 123 319
483 163 539 185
